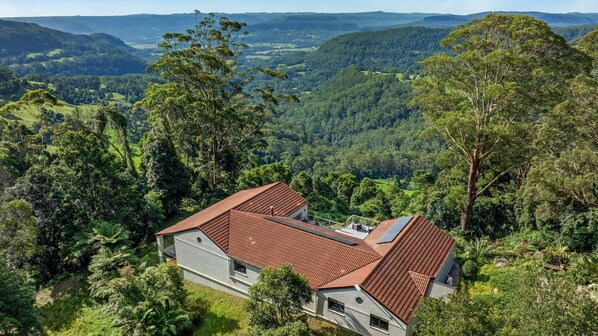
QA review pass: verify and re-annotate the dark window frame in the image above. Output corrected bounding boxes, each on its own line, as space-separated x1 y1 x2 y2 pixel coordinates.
327 298 345 314
233 260 246 274
370 314 389 332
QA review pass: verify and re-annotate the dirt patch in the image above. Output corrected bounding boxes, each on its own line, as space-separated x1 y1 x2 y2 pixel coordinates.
36 274 86 306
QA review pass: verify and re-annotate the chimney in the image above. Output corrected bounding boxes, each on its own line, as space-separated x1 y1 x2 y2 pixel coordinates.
270 206 274 216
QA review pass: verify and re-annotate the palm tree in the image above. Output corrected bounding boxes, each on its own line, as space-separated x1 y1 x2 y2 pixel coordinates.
465 238 493 263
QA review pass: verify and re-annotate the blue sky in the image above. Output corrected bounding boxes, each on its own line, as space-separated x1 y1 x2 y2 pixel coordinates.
1 0 597 17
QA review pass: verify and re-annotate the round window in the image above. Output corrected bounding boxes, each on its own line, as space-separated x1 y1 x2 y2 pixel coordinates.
355 297 363 304
196 237 202 243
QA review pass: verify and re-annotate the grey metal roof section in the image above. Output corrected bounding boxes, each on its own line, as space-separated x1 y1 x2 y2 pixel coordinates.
268 217 358 246
377 216 413 244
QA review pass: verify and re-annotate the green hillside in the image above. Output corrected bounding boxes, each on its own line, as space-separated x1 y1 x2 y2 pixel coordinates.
0 20 146 76
263 66 443 178
256 26 449 92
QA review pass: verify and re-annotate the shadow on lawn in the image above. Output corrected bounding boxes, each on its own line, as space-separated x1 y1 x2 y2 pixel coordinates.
37 274 93 332
195 310 241 335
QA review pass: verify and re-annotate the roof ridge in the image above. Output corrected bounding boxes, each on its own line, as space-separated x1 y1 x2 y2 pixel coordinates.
211 182 282 244
360 215 419 285
229 181 283 213
235 210 381 258
156 182 286 236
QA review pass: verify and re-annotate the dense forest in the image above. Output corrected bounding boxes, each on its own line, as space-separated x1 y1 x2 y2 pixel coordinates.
261 66 443 180
0 20 147 76
0 10 597 336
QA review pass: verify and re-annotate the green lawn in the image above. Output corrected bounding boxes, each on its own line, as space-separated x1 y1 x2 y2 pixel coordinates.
186 282 248 335
186 282 358 336
374 178 415 196
37 274 116 336
47 49 63 57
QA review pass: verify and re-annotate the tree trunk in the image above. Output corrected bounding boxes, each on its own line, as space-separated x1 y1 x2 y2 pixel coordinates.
210 137 219 190
460 157 480 230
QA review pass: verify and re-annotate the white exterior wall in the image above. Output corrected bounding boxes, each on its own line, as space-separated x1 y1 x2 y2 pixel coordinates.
173 227 317 313
435 248 455 283
316 287 408 336
174 229 259 297
427 247 457 299
289 204 308 220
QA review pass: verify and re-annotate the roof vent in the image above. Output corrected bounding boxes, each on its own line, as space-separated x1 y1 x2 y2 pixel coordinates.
270 206 274 216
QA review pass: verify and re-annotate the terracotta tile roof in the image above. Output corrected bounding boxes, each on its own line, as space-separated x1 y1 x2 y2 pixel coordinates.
157 182 307 252
408 271 432 295
158 183 454 325
364 219 398 255
228 211 380 288
156 182 281 235
361 215 455 324
318 260 381 289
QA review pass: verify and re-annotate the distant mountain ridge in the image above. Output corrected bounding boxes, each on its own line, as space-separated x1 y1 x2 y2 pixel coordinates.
7 12 435 47
399 11 598 28
0 19 146 76
7 11 598 47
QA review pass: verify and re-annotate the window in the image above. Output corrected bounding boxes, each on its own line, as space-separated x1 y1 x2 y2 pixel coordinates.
233 260 246 274
355 297 364 304
370 315 389 332
327 298 345 314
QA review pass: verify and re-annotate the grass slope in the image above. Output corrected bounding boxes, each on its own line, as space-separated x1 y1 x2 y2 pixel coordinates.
186 282 248 335
36 274 115 336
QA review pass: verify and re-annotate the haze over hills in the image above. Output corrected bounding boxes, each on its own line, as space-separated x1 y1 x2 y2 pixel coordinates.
8 12 433 47
8 11 597 48
399 11 598 27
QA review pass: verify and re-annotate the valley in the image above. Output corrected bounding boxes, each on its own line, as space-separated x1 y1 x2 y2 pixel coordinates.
0 6 597 336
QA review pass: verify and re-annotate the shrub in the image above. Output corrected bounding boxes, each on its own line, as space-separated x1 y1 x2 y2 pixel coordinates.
107 263 198 336
509 271 598 335
543 244 571 266
0 261 42 335
573 253 598 284
245 264 312 329
414 289 500 335
462 260 479 279
513 239 533 258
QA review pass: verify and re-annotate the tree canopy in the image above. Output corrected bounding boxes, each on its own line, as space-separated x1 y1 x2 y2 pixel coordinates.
141 12 295 193
413 14 592 230
245 264 312 330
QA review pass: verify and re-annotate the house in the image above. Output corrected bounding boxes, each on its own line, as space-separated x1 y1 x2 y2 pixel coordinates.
156 182 458 336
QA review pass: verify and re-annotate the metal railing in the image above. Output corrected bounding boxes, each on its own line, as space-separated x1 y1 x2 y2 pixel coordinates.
307 213 379 230
345 215 380 228
308 214 343 229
